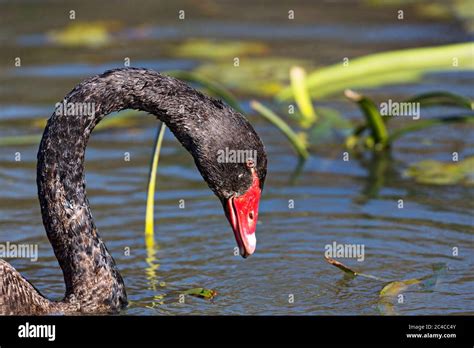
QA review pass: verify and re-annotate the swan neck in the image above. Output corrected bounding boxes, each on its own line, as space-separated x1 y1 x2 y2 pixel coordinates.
35 68 194 310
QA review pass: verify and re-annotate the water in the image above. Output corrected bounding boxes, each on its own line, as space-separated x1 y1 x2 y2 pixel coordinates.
0 0 473 315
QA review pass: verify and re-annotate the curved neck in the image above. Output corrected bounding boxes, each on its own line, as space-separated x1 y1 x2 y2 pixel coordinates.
36 68 220 311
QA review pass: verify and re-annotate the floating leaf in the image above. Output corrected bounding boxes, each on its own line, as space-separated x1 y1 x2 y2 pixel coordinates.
0 134 41 146
379 279 421 298
404 157 474 185
194 57 313 96
326 256 447 314
377 264 446 314
182 287 217 300
47 21 120 47
173 39 268 60
0 110 144 146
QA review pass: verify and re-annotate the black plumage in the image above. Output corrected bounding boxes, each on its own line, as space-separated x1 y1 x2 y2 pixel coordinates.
0 68 267 315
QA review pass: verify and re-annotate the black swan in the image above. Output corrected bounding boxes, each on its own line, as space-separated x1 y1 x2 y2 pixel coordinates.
0 68 267 315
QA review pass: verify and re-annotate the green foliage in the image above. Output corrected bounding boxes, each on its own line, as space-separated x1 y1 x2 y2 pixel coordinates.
326 256 448 315
406 91 474 110
379 279 421 297
404 157 474 186
173 39 268 60
145 123 167 236
182 287 218 300
194 57 313 96
277 42 474 100
250 100 309 160
345 90 389 150
290 66 318 128
0 110 144 146
345 90 474 152
47 21 120 47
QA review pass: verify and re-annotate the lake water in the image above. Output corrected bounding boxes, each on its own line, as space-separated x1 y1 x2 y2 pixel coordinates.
0 0 473 315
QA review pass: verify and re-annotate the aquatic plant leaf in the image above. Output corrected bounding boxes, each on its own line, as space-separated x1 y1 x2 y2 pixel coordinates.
173 39 268 60
0 110 145 146
388 114 474 143
194 58 314 96
345 90 389 149
0 134 41 146
406 91 474 110
278 42 474 100
302 70 425 100
290 66 317 127
182 288 217 300
404 156 474 185
378 263 447 314
145 123 167 236
344 91 473 150
379 279 421 298
47 21 120 47
250 100 309 160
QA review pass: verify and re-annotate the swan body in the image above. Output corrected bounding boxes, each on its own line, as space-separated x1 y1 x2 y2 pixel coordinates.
0 68 267 315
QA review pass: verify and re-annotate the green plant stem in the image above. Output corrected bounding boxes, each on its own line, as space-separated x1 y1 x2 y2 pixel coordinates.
145 122 167 236
250 100 309 160
290 66 317 127
345 90 388 148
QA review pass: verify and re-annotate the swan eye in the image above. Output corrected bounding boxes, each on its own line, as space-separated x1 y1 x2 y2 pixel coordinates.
246 159 255 169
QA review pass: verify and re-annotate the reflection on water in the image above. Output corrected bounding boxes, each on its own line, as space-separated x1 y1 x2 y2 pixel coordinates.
0 0 473 315
144 233 166 309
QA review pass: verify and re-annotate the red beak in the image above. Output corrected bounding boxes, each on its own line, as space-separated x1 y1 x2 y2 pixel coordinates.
225 172 261 258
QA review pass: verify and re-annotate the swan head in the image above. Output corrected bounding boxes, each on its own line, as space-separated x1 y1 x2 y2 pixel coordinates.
222 158 265 258
188 110 267 259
